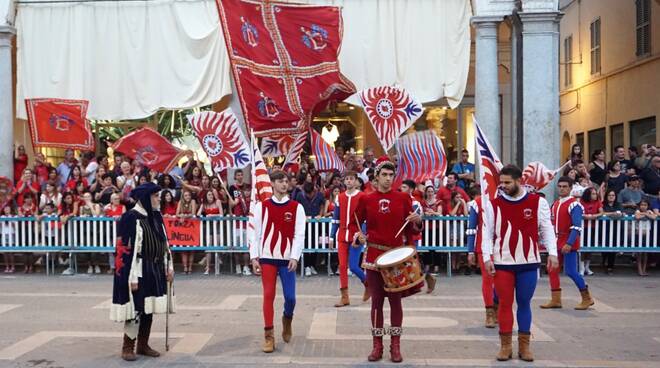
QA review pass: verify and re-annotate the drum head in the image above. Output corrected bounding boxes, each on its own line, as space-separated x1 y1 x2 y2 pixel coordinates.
376 247 415 267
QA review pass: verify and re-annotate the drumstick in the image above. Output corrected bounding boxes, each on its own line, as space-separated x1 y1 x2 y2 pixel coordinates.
394 220 410 239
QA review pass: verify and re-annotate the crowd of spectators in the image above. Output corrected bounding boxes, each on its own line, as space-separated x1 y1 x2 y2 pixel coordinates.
1 142 659 277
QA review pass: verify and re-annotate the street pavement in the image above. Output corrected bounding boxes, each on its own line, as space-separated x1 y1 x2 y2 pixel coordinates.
1 271 659 368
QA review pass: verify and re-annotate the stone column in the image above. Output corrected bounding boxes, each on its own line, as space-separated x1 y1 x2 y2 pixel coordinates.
519 11 562 195
472 16 502 157
0 25 15 180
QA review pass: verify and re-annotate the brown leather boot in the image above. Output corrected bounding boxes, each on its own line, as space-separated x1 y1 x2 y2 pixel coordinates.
575 286 595 310
496 332 513 361
334 288 350 307
367 328 384 361
136 315 160 357
282 316 293 343
540 289 562 309
425 273 436 294
263 328 275 353
485 307 496 328
362 281 371 302
493 303 499 323
518 332 534 361
121 334 137 361
389 327 403 363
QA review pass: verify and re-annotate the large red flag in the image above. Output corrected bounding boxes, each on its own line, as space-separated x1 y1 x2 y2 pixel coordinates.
112 127 191 173
25 98 95 151
216 0 355 137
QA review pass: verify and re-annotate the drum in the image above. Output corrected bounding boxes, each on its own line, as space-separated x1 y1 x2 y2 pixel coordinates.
375 247 424 293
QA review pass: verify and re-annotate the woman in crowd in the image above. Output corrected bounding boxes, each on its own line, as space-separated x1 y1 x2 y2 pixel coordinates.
634 199 656 276
116 162 137 206
182 166 204 199
39 181 62 212
580 187 603 276
568 144 583 167
588 149 607 187
104 193 126 274
160 191 178 217
1 203 17 273
66 166 88 192
605 161 628 195
79 191 102 274
197 190 223 275
58 192 78 274
422 185 443 274
176 190 197 274
158 174 178 200
15 168 40 207
18 194 38 273
602 189 624 275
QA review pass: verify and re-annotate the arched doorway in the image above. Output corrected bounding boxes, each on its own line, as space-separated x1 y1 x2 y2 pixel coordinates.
561 131 571 163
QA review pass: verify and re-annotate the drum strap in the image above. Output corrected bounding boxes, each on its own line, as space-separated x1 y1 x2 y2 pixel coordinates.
367 242 391 251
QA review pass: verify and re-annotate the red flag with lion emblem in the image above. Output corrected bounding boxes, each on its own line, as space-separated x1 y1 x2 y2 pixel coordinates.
112 127 191 173
25 98 95 151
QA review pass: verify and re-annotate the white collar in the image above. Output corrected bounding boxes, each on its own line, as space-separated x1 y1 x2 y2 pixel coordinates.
499 189 528 202
558 195 573 204
345 190 359 198
271 195 290 204
133 202 147 216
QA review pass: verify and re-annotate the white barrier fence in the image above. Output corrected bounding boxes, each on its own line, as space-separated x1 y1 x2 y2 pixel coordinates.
0 215 657 275
0 215 658 251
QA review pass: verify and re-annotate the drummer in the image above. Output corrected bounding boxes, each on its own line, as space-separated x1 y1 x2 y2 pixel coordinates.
355 156 423 363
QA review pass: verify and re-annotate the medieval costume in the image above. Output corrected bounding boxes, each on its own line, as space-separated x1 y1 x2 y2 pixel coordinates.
111 182 175 361
481 189 557 362
466 196 499 328
330 188 369 307
249 194 306 353
355 158 423 363
541 194 594 310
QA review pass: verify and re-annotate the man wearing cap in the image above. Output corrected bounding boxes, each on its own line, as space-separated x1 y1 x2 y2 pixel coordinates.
111 182 175 361
355 156 422 363
617 175 644 215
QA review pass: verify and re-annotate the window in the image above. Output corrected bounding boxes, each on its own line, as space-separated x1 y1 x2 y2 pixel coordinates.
610 124 624 152
564 35 573 86
629 116 656 149
590 18 601 74
636 0 651 56
588 128 606 157
576 132 585 152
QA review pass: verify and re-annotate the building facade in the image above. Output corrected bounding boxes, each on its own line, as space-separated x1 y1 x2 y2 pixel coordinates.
559 0 660 161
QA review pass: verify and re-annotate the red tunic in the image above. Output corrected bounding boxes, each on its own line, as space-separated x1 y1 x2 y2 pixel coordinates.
551 196 582 251
355 190 417 270
336 191 364 243
490 193 541 265
435 186 469 214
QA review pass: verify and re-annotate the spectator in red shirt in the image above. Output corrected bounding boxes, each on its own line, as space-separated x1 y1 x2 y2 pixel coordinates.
160 191 178 217
579 187 603 276
33 152 52 188
435 173 469 214
15 168 40 207
13 145 28 184
66 166 89 192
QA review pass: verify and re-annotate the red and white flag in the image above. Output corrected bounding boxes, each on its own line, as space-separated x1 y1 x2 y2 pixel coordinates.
282 133 307 173
112 127 191 173
25 98 95 151
188 108 251 173
474 116 503 202
358 86 424 151
309 128 344 173
395 131 447 183
521 161 570 191
246 130 273 252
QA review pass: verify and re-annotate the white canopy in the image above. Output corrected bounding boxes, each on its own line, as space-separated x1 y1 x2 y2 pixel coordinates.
15 0 471 120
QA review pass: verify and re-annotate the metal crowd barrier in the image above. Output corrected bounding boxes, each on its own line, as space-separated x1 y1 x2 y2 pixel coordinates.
0 215 657 276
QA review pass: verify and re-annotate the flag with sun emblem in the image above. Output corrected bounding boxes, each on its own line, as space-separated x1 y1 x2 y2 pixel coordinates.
357 85 423 151
188 108 251 173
